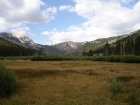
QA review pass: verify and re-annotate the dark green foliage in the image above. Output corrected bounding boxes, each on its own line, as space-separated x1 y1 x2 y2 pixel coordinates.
0 37 40 57
31 55 140 63
120 55 140 63
88 49 93 56
134 35 140 55
106 55 122 62
105 55 140 63
92 56 106 61
116 76 135 82
30 55 94 61
4 56 32 60
0 65 17 98
31 55 64 61
104 42 111 56
82 51 88 56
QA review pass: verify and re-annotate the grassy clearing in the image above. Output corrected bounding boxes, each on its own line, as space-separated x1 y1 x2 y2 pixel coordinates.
0 60 139 105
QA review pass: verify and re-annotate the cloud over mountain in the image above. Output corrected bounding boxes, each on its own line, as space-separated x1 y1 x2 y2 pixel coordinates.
43 0 140 44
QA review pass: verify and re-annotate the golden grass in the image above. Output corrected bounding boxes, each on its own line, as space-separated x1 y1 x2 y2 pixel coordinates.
0 60 140 105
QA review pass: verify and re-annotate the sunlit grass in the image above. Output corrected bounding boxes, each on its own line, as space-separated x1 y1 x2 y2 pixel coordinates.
0 60 139 105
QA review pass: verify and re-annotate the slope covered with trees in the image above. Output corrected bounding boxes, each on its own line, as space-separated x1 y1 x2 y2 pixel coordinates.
0 37 42 56
84 29 140 56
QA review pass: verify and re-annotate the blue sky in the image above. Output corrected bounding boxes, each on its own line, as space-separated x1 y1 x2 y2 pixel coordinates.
0 0 140 45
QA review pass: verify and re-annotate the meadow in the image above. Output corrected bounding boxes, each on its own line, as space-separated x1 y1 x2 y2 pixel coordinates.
0 60 140 105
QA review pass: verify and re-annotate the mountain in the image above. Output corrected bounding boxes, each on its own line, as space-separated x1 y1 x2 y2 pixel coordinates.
0 32 41 49
0 29 140 55
0 32 61 54
81 29 140 52
54 30 140 53
54 41 82 53
0 36 39 56
83 29 140 56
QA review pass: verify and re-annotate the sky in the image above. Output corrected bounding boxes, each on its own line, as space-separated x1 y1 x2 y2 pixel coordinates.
0 0 140 45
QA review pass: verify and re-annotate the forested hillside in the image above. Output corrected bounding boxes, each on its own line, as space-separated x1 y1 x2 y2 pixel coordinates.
0 37 42 56
84 30 140 56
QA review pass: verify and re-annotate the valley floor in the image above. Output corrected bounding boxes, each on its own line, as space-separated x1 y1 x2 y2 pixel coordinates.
0 60 140 105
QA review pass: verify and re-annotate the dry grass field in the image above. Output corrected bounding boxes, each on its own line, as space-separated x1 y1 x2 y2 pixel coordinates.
0 60 140 105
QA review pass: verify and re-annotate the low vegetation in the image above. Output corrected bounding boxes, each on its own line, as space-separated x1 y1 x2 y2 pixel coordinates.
30 55 140 63
0 65 17 98
109 79 123 98
30 55 93 61
0 60 139 105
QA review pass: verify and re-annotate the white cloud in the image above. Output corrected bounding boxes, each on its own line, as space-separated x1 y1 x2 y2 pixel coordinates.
0 0 57 37
42 0 140 44
59 5 74 12
11 25 29 35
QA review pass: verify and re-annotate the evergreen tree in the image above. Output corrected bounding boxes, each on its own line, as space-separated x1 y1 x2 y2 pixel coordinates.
0 37 41 56
124 39 131 55
104 42 110 56
134 36 140 55
88 49 93 56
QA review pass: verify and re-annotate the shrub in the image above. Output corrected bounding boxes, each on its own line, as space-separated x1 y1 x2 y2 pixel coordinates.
120 55 140 63
106 55 121 62
92 56 106 61
109 79 123 98
0 65 17 98
4 56 31 60
30 55 93 61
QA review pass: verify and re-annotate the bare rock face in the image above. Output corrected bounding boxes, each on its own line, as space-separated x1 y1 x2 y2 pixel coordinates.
53 41 83 52
0 32 37 48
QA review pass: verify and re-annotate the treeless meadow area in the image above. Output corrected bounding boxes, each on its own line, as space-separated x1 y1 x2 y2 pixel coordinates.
0 60 140 105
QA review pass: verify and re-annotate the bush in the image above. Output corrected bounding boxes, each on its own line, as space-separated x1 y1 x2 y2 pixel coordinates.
30 55 63 61
30 55 93 61
0 65 17 98
4 56 31 60
92 56 106 61
106 55 121 62
120 55 140 63
109 79 123 98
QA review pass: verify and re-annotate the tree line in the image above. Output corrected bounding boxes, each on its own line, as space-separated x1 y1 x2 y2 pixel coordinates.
0 37 42 56
83 35 140 56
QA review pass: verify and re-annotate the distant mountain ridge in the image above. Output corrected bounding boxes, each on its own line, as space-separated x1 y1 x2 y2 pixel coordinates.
81 29 140 52
0 36 40 56
0 32 61 54
0 32 40 49
0 29 140 54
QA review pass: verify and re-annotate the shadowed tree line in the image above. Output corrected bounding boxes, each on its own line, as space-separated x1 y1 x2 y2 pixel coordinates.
84 34 140 56
0 37 42 56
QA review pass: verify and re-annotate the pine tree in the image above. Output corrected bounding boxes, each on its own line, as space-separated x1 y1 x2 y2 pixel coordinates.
104 42 110 56
88 49 93 56
134 36 140 55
